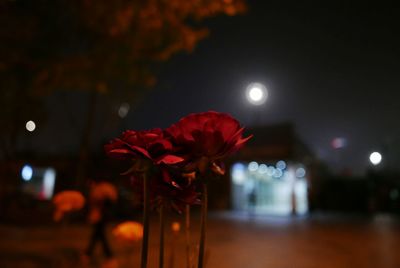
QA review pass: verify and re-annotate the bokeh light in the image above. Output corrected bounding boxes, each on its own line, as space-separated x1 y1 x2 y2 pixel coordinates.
171 222 181 232
276 160 287 170
331 137 347 149
113 221 143 242
25 120 36 132
232 163 246 184
369 152 382 165
295 167 306 178
118 102 130 118
21 165 33 181
248 161 259 172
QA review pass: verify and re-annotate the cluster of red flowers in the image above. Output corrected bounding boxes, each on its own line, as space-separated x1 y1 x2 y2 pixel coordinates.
105 111 252 212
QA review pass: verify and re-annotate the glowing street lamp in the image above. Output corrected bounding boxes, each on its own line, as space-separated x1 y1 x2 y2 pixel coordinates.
369 151 382 166
246 82 268 106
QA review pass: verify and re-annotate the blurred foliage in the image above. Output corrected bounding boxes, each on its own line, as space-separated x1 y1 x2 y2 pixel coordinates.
0 0 246 159
1 0 246 96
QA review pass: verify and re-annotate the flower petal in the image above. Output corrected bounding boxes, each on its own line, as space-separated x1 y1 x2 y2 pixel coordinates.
156 154 185 165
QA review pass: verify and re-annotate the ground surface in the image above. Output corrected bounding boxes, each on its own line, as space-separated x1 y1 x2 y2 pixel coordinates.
0 212 399 268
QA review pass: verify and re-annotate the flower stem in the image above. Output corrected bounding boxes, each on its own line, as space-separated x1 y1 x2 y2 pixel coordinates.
185 204 191 268
141 173 150 268
159 202 165 268
197 183 208 268
168 227 176 268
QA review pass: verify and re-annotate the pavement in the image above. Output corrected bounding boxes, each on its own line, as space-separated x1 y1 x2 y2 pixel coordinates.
0 212 400 268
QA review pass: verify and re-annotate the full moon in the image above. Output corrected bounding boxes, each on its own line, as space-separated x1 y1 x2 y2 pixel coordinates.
246 82 268 105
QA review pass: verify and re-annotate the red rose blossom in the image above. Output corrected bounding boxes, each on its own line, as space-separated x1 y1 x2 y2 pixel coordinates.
166 111 252 174
104 128 184 167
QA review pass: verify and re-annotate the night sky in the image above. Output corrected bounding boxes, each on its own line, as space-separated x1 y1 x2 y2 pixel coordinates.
39 3 400 175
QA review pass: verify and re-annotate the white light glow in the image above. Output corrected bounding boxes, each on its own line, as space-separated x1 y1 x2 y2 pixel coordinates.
258 164 268 174
248 161 259 172
273 168 283 178
369 152 382 165
267 166 275 176
295 167 306 178
43 168 56 199
21 165 33 181
249 87 263 101
246 82 268 105
118 103 130 118
295 180 309 214
232 163 246 184
26 120 36 132
276 160 287 170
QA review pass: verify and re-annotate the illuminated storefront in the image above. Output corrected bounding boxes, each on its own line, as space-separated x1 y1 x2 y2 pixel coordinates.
228 123 313 216
231 161 308 215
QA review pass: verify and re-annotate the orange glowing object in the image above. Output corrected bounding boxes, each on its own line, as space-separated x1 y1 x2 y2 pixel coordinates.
52 190 85 221
113 221 143 242
53 190 85 211
171 221 181 233
90 182 118 202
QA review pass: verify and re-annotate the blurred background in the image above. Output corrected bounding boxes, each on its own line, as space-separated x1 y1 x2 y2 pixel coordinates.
1 1 400 267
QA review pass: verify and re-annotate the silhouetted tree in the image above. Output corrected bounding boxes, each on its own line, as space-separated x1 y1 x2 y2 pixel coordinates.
0 0 247 183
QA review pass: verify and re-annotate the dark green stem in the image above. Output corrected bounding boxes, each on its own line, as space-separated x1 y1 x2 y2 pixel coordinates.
159 203 165 268
141 173 150 268
197 183 208 268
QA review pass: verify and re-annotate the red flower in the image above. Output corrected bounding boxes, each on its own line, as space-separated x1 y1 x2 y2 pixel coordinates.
105 128 184 167
166 111 252 173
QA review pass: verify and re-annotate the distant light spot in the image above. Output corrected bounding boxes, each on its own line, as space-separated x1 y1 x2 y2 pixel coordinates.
331 137 347 149
369 152 382 165
276 160 287 170
273 168 283 178
26 120 36 132
258 164 268 174
118 103 130 118
21 165 33 181
248 161 259 172
232 163 246 184
295 167 306 178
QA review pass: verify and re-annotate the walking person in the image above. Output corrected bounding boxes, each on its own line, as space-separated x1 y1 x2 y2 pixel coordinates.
82 180 118 268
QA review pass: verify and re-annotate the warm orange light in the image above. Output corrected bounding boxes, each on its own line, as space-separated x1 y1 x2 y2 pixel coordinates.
171 221 181 233
90 182 118 202
113 221 143 242
225 6 236 16
53 190 85 211
52 190 85 221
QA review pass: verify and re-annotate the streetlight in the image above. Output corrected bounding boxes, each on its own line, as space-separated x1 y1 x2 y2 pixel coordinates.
369 151 382 166
246 82 268 106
